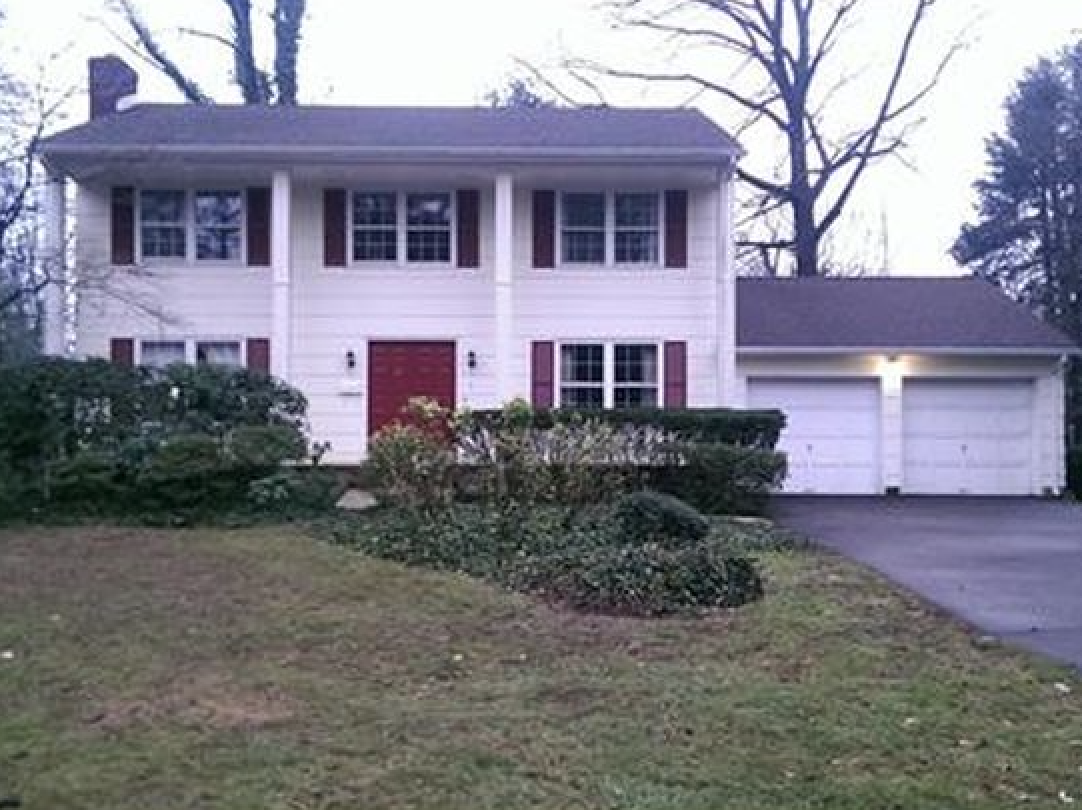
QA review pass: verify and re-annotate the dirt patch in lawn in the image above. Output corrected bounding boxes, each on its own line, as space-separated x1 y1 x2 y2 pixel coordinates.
89 672 297 732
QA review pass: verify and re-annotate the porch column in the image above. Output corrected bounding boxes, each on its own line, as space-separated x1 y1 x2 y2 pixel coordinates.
716 163 739 406
494 172 514 404
271 170 292 381
42 173 67 356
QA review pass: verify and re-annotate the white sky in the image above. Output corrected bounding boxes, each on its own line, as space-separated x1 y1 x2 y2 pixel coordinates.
4 0 1082 275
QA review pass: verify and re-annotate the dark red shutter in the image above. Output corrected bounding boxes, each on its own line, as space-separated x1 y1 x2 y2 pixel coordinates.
456 189 480 268
110 337 134 367
531 341 555 408
323 189 347 267
663 341 687 408
246 338 271 374
246 187 271 267
110 187 135 266
664 190 688 269
532 190 555 268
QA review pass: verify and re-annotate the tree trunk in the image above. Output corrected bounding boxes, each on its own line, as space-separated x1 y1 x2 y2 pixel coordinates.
792 193 818 277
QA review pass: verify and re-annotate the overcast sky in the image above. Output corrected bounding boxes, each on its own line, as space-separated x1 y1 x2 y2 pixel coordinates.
4 0 1082 275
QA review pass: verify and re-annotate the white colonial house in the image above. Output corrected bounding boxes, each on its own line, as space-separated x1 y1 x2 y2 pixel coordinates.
39 56 1077 496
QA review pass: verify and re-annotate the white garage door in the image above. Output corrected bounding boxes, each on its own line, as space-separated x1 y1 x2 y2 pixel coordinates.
747 379 881 495
903 379 1036 495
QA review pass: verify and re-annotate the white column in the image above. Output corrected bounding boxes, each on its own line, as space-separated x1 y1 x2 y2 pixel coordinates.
716 164 739 405
271 170 292 380
494 172 514 404
42 173 67 356
880 359 904 493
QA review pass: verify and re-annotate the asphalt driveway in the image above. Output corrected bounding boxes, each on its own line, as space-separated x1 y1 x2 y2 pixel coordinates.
774 497 1082 669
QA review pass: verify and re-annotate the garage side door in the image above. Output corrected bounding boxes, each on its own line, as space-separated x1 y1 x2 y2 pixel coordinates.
903 379 1035 495
368 341 456 436
747 379 881 495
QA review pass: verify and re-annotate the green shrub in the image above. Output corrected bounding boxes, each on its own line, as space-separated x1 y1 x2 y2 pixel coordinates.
1069 446 1082 498
468 407 785 449
544 543 763 616
247 469 345 515
644 444 787 515
611 490 710 548
138 434 239 511
228 424 308 470
365 423 454 511
50 449 126 508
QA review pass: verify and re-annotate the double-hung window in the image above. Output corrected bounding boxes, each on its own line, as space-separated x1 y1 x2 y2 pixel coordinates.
560 343 660 409
139 340 186 369
139 190 187 260
195 191 243 261
406 192 452 262
195 340 242 367
560 344 605 408
352 192 398 261
614 193 660 264
561 193 606 264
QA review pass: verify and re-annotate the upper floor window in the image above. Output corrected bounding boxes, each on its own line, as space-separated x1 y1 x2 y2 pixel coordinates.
195 191 243 261
406 192 452 263
137 188 245 262
559 192 661 266
614 193 660 264
353 192 398 261
139 190 187 259
350 191 453 264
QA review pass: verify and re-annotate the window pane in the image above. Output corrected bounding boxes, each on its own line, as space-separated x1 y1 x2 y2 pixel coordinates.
562 231 606 264
614 193 659 227
141 226 187 259
406 229 451 262
614 387 658 409
353 192 396 226
614 231 659 263
354 229 398 261
196 228 242 261
140 190 185 223
562 193 605 227
561 387 604 409
561 345 604 383
406 193 451 226
196 341 241 367
614 345 658 384
140 341 185 369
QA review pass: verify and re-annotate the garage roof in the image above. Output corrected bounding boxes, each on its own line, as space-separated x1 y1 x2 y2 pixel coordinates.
737 277 1077 353
40 105 743 164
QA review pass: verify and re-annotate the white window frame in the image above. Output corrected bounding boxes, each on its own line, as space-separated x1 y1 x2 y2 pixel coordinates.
349 190 457 268
556 341 665 409
351 190 399 263
136 338 247 368
135 187 248 266
138 190 188 261
556 191 665 269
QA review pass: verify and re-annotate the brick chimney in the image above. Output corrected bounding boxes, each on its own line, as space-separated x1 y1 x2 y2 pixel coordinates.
88 55 138 120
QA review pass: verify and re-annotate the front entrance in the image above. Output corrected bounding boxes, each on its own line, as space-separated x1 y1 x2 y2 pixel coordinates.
367 341 456 436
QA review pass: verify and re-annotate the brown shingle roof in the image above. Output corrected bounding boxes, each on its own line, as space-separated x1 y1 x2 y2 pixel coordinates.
737 276 1077 353
41 104 742 161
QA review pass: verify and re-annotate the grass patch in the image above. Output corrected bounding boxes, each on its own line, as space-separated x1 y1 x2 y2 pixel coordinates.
1 526 1080 808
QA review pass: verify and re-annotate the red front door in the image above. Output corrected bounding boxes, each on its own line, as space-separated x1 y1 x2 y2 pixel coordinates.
367 341 456 436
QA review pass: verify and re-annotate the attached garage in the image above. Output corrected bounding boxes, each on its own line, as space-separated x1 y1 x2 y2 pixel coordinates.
747 378 880 495
737 277 1077 497
902 379 1036 495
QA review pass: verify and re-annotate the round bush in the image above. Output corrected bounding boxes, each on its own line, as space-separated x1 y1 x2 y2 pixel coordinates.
555 543 764 616
612 490 710 548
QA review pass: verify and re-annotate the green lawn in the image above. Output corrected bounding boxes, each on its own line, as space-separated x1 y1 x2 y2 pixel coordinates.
1 526 1081 809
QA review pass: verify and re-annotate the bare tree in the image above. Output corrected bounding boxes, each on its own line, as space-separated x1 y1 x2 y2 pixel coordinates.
111 0 307 105
574 0 960 276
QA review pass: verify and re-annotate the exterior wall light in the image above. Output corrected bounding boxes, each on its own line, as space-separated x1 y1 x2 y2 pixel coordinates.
467 350 478 370
345 349 356 370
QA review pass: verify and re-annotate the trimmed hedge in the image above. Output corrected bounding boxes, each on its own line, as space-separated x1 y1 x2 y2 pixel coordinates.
467 407 785 449
1070 446 1082 498
642 444 787 516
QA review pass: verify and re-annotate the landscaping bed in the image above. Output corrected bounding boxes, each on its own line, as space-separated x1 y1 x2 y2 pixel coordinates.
2 526 1081 809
